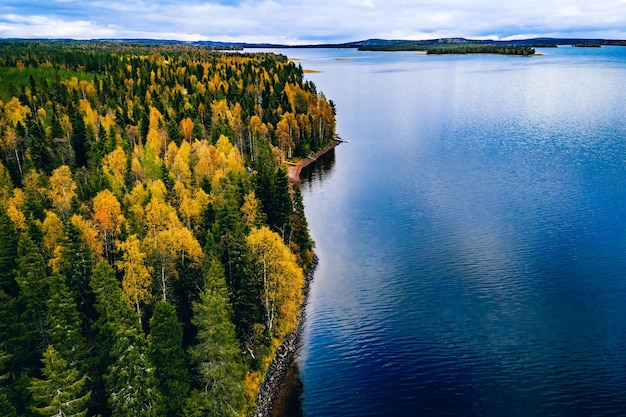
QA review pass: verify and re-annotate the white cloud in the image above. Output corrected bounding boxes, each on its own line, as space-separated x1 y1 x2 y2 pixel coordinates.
1 0 626 42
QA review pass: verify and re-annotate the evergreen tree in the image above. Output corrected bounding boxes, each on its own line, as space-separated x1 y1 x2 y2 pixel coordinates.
253 140 275 226
29 117 53 174
271 165 293 238
184 259 246 417
61 221 96 327
215 193 260 344
70 104 88 167
46 273 87 370
15 233 50 347
290 185 314 265
0 288 33 415
29 345 91 417
91 260 162 417
0 206 18 297
0 349 17 417
149 301 190 417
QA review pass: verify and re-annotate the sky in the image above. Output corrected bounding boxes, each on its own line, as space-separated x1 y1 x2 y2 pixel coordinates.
2 0 626 44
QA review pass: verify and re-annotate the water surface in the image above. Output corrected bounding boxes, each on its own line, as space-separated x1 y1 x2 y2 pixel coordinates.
262 46 626 417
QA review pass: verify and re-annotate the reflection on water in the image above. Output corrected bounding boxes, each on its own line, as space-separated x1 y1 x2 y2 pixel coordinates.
271 362 305 417
300 148 336 183
274 149 336 417
274 46 626 417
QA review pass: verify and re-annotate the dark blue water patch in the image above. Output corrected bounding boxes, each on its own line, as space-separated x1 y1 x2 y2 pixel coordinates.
274 47 626 417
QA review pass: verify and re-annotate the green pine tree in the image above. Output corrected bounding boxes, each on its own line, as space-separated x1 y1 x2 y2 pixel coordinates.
0 206 18 297
0 349 16 417
290 185 314 266
272 165 293 238
70 103 88 168
15 233 50 347
215 194 260 344
61 221 96 327
149 301 190 417
184 259 246 417
46 273 87 370
91 260 162 417
29 345 91 417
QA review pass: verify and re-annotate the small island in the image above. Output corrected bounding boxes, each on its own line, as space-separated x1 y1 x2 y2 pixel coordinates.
354 37 626 55
425 45 535 55
357 38 539 55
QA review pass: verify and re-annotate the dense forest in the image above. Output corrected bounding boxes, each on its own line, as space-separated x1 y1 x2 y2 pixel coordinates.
425 45 535 55
0 40 336 416
358 38 536 55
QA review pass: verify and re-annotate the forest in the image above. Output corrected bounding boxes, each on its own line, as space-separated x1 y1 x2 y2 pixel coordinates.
358 38 536 55
0 40 336 416
425 45 535 55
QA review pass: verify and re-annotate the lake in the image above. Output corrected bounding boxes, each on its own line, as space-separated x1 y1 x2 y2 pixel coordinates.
260 46 626 416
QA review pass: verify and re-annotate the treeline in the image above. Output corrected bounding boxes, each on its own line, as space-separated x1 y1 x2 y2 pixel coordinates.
0 40 335 416
356 37 626 53
358 39 535 55
426 45 535 55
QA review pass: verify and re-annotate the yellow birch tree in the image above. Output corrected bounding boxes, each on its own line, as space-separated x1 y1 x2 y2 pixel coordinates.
246 226 304 340
117 234 153 316
48 165 77 220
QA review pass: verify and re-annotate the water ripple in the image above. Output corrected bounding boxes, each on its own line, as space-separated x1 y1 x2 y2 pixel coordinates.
295 46 626 417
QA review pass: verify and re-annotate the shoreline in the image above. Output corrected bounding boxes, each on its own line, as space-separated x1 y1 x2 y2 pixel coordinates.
287 139 342 184
253 255 318 417
254 139 343 416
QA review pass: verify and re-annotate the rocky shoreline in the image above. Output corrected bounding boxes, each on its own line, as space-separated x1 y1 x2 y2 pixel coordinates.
253 255 318 417
254 139 343 416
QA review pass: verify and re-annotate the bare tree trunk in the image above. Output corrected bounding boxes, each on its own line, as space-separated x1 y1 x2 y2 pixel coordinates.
161 263 167 301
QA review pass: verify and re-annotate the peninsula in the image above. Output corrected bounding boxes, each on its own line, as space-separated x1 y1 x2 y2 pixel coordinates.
0 39 336 417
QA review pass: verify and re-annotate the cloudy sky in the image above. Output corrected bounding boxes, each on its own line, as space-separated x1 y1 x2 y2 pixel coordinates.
2 0 626 44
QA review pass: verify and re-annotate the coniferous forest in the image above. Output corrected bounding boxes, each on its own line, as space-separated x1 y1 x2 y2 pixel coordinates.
0 40 336 416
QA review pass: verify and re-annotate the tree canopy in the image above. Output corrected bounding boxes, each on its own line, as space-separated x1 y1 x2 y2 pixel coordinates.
0 40 332 416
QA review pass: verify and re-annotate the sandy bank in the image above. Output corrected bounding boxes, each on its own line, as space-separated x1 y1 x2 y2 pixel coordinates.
287 139 342 184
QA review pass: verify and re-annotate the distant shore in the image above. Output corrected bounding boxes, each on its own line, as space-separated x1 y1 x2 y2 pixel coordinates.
287 139 342 184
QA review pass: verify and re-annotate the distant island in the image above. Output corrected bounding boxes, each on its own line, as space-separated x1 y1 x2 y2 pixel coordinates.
352 37 626 55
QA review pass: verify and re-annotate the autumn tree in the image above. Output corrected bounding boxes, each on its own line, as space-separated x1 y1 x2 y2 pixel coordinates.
180 117 194 142
48 165 77 220
2 97 30 176
102 146 128 198
246 226 304 339
41 211 65 271
152 225 203 302
92 189 124 262
117 234 153 316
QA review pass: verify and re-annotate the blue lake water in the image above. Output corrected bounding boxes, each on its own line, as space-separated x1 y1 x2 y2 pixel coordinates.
265 46 626 416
